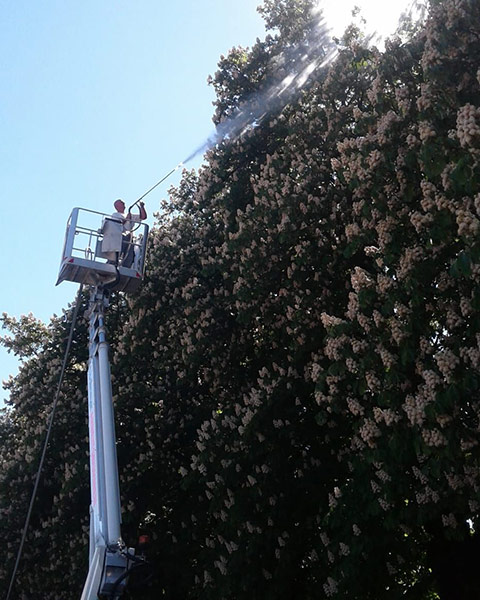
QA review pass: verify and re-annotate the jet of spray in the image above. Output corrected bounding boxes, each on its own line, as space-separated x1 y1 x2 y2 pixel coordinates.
134 6 339 204
181 11 338 165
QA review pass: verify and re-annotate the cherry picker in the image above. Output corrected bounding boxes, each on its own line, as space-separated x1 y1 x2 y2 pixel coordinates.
57 207 149 598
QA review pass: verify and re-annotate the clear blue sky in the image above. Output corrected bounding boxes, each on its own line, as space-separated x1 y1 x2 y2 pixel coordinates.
0 0 267 402
0 0 412 403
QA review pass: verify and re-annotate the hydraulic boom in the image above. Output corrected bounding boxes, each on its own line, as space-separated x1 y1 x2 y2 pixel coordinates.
81 286 131 599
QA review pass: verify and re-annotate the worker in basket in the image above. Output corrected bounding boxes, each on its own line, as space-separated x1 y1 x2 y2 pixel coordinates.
102 199 147 267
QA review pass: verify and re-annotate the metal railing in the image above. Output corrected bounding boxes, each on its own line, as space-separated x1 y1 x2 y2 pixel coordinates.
61 207 149 273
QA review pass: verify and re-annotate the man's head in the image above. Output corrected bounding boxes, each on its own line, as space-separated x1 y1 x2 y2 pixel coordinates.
114 199 125 213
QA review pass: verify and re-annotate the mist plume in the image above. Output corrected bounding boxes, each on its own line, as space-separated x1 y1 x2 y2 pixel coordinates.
182 10 337 166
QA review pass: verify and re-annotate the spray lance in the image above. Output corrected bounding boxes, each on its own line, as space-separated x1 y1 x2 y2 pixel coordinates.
124 102 265 213
126 126 222 213
128 161 185 214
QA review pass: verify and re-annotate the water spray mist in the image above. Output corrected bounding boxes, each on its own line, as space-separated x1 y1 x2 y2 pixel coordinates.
133 8 339 205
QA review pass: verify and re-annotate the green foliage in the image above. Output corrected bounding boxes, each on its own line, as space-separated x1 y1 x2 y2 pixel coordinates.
2 0 480 598
0 312 51 359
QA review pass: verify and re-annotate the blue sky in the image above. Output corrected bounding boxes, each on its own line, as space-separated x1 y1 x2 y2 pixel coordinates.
0 0 412 404
0 0 268 401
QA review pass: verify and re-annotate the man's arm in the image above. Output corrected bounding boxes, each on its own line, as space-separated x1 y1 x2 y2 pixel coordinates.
126 202 147 223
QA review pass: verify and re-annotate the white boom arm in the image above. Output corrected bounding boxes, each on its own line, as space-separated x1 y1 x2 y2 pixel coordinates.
81 287 130 600
55 207 150 598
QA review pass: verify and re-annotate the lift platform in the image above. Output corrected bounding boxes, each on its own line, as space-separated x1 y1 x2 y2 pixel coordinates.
56 207 149 293
56 206 151 598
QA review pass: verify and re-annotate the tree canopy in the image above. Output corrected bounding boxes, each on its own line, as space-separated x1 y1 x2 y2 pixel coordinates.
2 0 480 598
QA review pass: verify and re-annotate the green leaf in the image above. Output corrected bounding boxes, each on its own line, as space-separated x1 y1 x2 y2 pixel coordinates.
400 343 415 366
328 362 346 376
358 379 367 395
315 412 328 426
450 252 471 278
